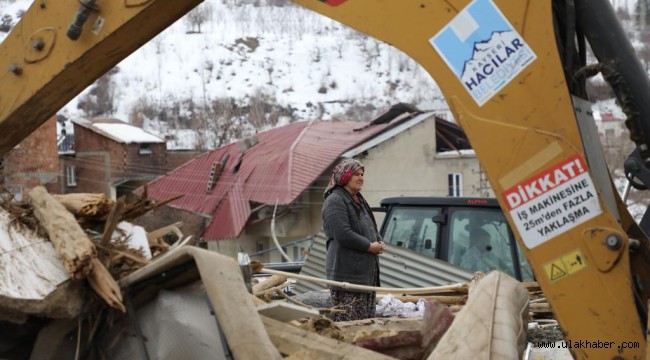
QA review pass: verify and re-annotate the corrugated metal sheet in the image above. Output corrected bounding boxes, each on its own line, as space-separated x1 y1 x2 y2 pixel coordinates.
144 119 401 241
295 233 473 293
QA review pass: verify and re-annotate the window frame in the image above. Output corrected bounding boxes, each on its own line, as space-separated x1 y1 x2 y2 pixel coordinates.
139 143 153 155
66 165 77 187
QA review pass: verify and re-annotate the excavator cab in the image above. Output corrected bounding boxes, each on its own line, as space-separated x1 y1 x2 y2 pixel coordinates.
380 196 535 281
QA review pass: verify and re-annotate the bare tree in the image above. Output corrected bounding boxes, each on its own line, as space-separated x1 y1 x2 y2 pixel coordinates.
77 68 119 117
0 14 13 33
184 3 213 33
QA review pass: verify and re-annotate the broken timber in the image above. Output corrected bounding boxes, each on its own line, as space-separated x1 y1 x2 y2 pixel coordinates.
29 186 125 312
29 186 96 280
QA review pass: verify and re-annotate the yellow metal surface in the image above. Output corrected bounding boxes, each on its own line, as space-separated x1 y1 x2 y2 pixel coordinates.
0 0 648 358
543 249 587 283
291 0 646 358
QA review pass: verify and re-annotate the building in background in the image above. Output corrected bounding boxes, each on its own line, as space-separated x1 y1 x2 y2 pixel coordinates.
143 104 490 262
1 116 59 200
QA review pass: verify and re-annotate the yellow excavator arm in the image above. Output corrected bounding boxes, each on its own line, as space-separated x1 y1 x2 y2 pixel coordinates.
2 0 649 358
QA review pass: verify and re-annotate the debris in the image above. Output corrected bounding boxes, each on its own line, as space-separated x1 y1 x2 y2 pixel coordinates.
420 300 455 357
119 185 182 222
262 315 394 359
28 186 97 280
1 183 561 359
0 186 187 319
52 193 114 219
145 221 183 256
30 187 127 313
256 301 319 322
430 271 529 359
375 294 425 317
351 300 454 360
119 246 282 360
296 317 343 340
253 274 288 294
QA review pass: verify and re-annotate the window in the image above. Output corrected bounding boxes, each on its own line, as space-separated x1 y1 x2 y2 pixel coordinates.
448 173 463 197
447 208 533 280
66 166 77 187
139 143 153 155
383 207 439 255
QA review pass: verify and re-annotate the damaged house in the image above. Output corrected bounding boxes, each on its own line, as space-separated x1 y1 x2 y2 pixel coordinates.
144 105 491 262
57 118 201 200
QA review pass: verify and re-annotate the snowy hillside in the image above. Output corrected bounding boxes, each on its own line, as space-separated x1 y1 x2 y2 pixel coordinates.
0 0 449 148
0 0 643 146
1 0 648 217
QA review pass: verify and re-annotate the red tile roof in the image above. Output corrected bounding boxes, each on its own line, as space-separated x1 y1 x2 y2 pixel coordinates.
144 119 398 241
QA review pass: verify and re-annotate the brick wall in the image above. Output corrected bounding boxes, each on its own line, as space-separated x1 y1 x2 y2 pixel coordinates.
3 116 59 196
61 123 170 197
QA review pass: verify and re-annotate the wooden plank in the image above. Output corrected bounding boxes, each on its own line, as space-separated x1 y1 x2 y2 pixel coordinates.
257 301 319 322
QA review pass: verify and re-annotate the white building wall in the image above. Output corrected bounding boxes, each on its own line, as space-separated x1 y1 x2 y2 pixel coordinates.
212 115 492 259
355 116 491 225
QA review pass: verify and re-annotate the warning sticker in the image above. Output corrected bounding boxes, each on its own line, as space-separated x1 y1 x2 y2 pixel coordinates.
543 249 587 282
545 261 567 282
503 154 602 249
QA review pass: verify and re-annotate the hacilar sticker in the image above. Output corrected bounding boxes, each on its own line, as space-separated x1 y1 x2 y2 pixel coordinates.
502 154 602 249
429 0 536 106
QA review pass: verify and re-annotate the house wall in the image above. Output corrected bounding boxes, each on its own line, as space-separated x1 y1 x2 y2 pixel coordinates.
207 186 326 261
167 150 205 171
3 116 59 197
60 124 168 197
122 142 167 178
354 117 490 225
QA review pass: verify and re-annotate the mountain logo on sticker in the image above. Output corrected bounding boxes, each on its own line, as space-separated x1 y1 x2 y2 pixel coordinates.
429 0 536 106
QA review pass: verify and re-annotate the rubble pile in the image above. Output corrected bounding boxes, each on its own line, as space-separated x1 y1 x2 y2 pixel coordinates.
0 185 562 359
252 269 561 359
0 186 183 317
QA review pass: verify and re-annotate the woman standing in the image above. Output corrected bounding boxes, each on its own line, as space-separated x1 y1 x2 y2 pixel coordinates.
322 158 384 321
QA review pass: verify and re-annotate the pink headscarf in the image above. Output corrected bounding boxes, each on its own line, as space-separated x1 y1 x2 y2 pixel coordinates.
323 159 364 199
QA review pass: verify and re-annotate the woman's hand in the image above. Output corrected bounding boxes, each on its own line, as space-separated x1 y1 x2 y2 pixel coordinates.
368 241 385 254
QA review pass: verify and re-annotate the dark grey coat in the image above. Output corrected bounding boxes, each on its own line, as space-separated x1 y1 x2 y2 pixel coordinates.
322 187 381 290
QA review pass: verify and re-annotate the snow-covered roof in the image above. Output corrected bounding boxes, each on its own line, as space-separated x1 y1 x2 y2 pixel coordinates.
73 118 164 144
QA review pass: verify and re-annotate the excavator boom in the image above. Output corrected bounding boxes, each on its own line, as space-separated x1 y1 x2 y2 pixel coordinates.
2 0 649 358
0 0 202 156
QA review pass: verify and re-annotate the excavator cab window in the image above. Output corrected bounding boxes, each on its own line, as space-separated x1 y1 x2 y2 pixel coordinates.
447 208 534 281
382 207 440 255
